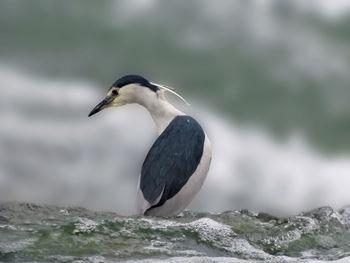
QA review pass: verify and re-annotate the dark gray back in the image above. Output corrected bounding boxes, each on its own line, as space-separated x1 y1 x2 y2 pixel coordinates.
141 115 205 208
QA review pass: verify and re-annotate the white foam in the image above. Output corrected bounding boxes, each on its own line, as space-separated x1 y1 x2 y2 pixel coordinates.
190 107 350 215
1 66 350 216
0 237 37 253
121 255 350 263
73 217 99 234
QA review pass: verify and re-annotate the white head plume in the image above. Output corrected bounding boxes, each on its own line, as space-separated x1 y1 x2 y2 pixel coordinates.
151 82 190 106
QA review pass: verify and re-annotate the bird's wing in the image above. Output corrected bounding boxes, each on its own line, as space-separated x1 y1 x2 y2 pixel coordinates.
138 115 205 213
135 175 165 214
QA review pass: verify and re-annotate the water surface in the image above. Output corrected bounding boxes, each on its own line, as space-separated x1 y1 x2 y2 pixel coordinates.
1 202 350 262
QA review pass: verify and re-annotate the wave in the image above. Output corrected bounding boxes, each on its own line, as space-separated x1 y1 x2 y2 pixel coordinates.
1 66 350 216
0 202 350 262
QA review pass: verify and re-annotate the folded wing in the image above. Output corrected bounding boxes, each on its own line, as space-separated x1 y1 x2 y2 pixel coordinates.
136 115 205 214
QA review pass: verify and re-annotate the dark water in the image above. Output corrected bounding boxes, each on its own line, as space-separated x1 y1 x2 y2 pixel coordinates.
1 1 350 153
1 203 350 262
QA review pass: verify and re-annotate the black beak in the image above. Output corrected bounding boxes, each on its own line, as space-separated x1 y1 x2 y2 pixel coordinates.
88 96 114 117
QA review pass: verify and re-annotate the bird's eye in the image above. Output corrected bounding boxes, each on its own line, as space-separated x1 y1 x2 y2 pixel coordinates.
112 89 119 96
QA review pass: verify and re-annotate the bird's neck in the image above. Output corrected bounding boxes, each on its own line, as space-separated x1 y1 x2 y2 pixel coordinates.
137 91 184 134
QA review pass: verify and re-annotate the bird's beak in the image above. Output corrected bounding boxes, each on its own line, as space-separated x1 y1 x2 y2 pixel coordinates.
88 95 114 117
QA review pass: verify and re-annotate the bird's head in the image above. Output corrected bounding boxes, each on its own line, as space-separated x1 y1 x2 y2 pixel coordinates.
88 75 189 117
88 75 160 117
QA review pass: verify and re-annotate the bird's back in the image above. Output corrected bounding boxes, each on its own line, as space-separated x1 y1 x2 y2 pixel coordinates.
136 115 211 216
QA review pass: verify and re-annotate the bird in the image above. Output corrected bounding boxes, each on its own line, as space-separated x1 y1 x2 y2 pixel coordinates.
88 75 212 216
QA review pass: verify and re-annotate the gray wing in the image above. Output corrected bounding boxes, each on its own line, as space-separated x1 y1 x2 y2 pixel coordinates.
136 115 205 214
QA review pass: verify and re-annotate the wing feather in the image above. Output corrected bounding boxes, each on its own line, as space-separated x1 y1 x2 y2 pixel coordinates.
138 115 205 213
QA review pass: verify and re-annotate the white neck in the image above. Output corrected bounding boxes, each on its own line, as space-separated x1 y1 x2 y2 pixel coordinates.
136 89 184 134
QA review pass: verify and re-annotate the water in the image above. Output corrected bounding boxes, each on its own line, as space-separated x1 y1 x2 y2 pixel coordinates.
1 0 350 153
1 202 350 262
2 66 350 216
2 1 350 261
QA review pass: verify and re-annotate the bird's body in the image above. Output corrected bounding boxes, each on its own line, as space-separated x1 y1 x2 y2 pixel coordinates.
89 75 211 216
137 115 211 216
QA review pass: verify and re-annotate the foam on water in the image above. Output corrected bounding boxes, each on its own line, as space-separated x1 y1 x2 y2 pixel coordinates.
1 202 349 262
1 66 350 215
73 217 99 234
122 256 350 263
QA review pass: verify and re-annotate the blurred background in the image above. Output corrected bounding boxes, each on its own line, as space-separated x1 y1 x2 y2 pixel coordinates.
1 0 350 216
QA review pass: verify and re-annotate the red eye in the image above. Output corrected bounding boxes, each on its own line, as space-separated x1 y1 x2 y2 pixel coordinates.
112 89 118 96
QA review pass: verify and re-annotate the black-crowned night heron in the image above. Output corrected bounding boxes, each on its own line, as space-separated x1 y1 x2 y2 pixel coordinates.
88 75 212 216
